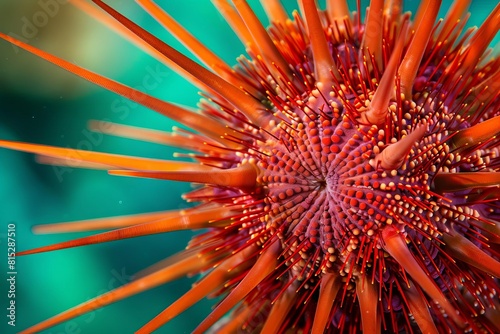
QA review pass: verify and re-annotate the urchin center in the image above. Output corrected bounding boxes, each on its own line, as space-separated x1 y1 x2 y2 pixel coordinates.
324 173 339 196
261 111 382 259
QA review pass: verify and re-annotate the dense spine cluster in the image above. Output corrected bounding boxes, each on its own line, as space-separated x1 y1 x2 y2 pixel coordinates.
0 0 499 333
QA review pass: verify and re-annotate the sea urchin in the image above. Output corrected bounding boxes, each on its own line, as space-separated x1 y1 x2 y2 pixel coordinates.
1 0 500 333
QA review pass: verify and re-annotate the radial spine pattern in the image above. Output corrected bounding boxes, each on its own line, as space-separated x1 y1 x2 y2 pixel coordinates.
1 0 500 333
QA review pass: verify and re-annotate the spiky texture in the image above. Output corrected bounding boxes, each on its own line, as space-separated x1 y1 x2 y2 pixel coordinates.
1 0 499 333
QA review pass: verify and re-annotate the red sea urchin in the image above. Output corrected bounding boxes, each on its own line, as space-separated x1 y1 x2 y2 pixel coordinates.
1 0 500 333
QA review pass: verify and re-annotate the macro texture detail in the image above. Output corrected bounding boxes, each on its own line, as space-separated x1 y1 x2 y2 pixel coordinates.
1 0 499 333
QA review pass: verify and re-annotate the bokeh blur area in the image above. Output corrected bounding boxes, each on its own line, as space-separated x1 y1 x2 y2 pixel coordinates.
0 1 497 333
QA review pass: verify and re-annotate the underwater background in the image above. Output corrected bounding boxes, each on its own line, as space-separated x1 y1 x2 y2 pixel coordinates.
0 1 497 333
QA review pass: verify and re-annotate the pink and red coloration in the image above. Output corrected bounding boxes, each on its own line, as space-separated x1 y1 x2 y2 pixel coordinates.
1 0 500 333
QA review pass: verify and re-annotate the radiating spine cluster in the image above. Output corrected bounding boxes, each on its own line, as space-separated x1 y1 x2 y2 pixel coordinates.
0 0 499 333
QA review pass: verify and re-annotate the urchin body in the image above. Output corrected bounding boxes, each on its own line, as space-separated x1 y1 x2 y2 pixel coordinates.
0 0 499 333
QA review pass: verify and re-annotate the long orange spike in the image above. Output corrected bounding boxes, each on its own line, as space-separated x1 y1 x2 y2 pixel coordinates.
136 0 258 97
214 306 253 333
19 248 214 334
360 0 384 71
371 122 427 170
193 240 280 333
87 120 223 153
326 0 350 25
137 245 257 333
361 21 409 125
136 0 229 73
410 0 433 37
453 4 500 77
311 273 341 334
326 0 352 40
301 0 340 84
261 280 298 334
356 276 380 334
68 0 182 77
33 209 189 234
71 0 258 100
447 115 500 152
399 0 442 97
0 33 239 147
383 0 403 27
109 162 258 189
90 0 269 128
433 172 500 193
93 121 229 156
0 140 209 172
133 240 223 279
381 226 464 327
404 283 439 334
435 0 471 44
476 219 500 244
35 155 111 170
260 0 289 24
211 0 256 49
87 120 169 145
231 0 293 80
442 230 500 277
17 206 237 256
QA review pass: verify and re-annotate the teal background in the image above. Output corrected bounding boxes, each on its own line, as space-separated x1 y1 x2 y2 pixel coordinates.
0 1 496 333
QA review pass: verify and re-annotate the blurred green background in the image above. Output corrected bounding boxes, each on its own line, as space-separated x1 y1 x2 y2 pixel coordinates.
0 1 497 333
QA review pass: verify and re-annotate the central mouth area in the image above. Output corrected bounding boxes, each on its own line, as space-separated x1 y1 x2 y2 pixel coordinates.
260 110 383 271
